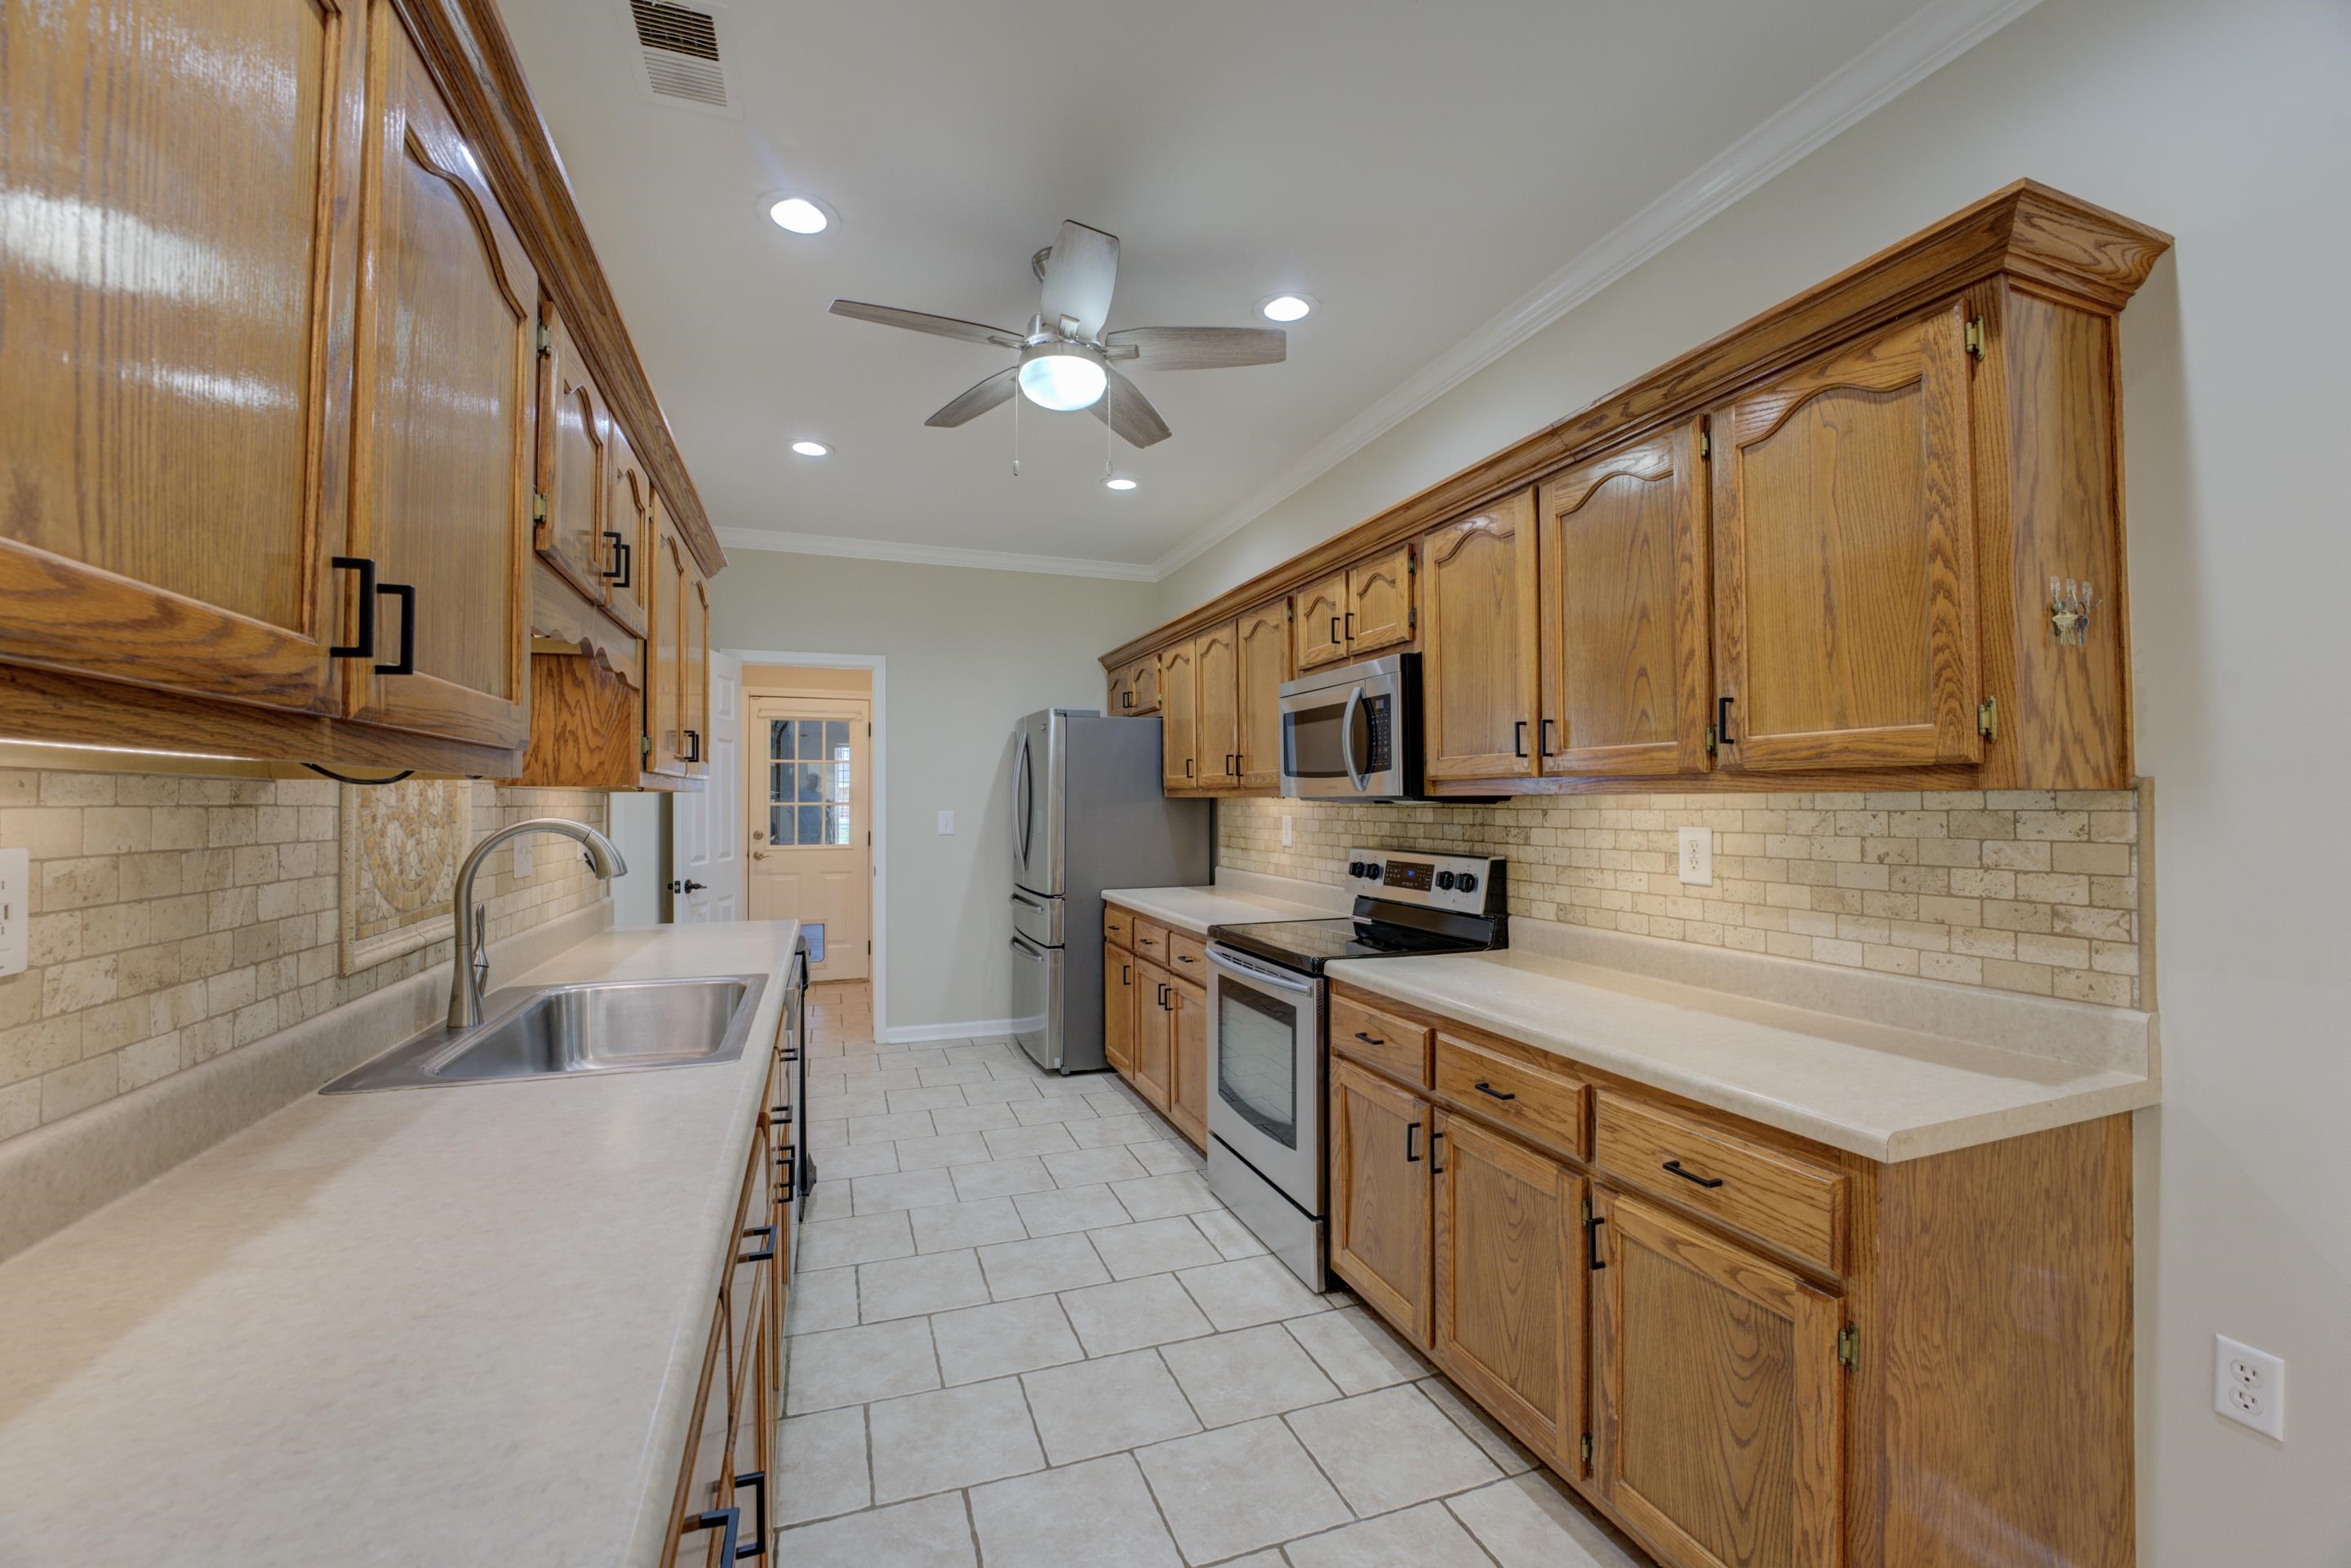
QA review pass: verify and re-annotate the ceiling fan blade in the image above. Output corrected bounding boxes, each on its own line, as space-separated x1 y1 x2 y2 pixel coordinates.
1037 221 1119 341
1103 326 1287 371
1088 367 1172 448
924 366 1019 429
829 300 1025 349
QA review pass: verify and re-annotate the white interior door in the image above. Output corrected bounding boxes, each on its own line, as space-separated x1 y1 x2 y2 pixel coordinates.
670 653 742 922
746 694 870 979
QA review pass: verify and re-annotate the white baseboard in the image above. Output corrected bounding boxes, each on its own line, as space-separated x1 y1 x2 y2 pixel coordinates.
880 1018 1024 1045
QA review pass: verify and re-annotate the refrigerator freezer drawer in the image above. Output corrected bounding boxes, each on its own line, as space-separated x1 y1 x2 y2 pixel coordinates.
1010 932 1064 1071
1010 889 1064 948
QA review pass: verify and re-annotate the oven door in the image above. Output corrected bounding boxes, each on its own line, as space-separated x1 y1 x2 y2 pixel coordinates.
1205 944 1323 1211
1279 660 1402 798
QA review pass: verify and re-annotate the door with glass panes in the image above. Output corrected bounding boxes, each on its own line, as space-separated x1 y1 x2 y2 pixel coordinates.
746 696 871 979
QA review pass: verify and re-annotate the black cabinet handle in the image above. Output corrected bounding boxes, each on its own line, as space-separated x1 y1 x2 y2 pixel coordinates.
771 1103 792 1124
330 557 376 658
1513 720 1527 758
1122 963 1131 984
684 1508 740 1563
1329 614 1341 644
1663 1159 1725 1189
1184 757 1193 779
1429 1127 1446 1175
1473 1081 1518 1102
1353 1031 1384 1046
1176 953 1195 966
739 1223 777 1264
1157 983 1169 1008
602 531 632 587
1716 696 1735 746
776 1145 796 1202
1345 611 1356 640
1588 1213 1607 1271
1540 717 1558 756
374 581 416 675
1405 1122 1421 1163
731 1472 767 1559
684 729 703 762
1122 691 1134 709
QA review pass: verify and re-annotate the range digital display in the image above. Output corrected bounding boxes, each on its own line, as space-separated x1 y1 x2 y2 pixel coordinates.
1383 860 1433 891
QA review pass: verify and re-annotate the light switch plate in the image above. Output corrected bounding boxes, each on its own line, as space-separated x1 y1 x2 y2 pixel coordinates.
936 811 955 835
0 846 28 977
1678 826 1713 886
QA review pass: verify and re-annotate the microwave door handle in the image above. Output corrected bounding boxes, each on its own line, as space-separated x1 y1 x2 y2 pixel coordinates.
1340 686 1369 793
1207 945 1318 994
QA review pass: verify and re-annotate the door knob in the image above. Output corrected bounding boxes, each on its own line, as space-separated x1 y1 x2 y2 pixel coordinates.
752 850 767 860
667 879 709 894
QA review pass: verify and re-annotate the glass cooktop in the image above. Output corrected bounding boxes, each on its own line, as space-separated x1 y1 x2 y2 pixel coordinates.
1207 916 1497 975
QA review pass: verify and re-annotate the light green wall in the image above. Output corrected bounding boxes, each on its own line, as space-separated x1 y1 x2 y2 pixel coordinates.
1158 0 2351 1558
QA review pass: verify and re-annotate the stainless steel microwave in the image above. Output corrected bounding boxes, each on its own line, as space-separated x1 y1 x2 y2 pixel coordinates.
1278 653 1424 800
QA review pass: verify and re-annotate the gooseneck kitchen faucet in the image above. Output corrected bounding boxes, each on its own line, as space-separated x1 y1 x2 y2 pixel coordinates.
447 818 627 1028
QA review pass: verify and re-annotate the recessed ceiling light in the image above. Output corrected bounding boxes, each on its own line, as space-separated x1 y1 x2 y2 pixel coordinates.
1104 477 1137 491
766 193 834 235
1259 293 1313 322
791 440 830 457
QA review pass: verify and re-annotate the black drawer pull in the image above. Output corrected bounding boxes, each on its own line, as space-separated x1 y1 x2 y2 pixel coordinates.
330 557 376 658
1429 1127 1446 1175
1663 1159 1725 1189
602 530 632 587
732 1471 767 1559
1353 1031 1384 1046
684 1507 739 1562
1177 953 1195 966
1405 1122 1421 1162
739 1223 777 1264
1473 1081 1518 1101
375 581 416 676
1588 1213 1607 1271
776 1145 796 1202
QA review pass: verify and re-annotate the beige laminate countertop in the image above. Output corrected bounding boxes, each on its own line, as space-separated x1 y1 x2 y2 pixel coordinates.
1327 948 2158 1162
0 921 800 1568
1100 882 1343 935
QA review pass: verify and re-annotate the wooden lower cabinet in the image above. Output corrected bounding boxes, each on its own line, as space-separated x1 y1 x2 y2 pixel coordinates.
1101 906 1207 1152
1328 1058 1433 1342
1104 946 1137 1075
1132 958 1174 1111
1431 1111 1584 1473
1165 974 1208 1148
1592 1186 1842 1568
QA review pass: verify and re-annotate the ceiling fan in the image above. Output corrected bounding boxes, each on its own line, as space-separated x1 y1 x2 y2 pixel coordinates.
828 220 1286 448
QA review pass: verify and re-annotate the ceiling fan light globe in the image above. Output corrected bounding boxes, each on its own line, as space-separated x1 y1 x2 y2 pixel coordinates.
1016 343 1107 411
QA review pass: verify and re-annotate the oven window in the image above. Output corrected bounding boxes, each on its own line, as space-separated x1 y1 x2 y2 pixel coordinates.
1216 981 1299 1148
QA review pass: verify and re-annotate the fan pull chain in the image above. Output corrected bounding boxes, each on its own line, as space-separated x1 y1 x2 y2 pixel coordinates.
1011 375 1020 478
1104 372 1114 481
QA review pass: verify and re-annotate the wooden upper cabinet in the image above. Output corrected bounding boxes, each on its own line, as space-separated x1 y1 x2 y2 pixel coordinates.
1422 492 1539 780
1296 573 1348 670
682 563 711 776
344 9 534 750
1159 641 1200 791
1713 301 1982 771
647 524 691 777
536 302 613 605
1194 620 1240 788
1431 1112 1584 1472
603 421 652 640
1330 1058 1433 1344
1592 1188 1842 1568
1127 655 1162 716
1539 420 1713 776
1348 544 1415 654
0 0 365 715
1235 600 1291 789
1107 665 1135 717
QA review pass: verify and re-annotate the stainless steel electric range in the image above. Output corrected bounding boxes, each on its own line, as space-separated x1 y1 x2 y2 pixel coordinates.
1203 849 1506 1289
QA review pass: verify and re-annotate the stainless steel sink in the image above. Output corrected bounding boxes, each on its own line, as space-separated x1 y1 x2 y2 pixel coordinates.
322 974 768 1093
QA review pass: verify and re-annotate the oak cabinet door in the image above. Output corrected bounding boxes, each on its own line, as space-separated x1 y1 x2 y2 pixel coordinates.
1166 975 1208 1149
1330 1058 1433 1344
1107 666 1135 716
1713 302 1981 771
345 9 533 749
1296 574 1348 670
1592 1188 1843 1568
682 565 710 775
1347 544 1415 654
1431 1113 1584 1472
668 1290 733 1568
1194 620 1240 789
536 302 612 605
1127 655 1162 715
1133 961 1173 1110
1235 601 1291 788
1422 493 1539 780
647 525 690 776
1159 642 1200 792
0 0 364 713
1104 947 1136 1075
1539 420 1713 776
603 422 652 639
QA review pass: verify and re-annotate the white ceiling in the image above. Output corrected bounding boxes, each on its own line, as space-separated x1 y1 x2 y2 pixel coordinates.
496 0 1974 574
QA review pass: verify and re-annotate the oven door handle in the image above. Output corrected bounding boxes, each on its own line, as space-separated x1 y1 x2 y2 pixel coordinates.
1340 686 1369 793
1206 944 1318 994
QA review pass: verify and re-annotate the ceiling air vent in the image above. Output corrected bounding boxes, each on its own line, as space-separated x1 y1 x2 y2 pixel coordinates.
627 0 739 117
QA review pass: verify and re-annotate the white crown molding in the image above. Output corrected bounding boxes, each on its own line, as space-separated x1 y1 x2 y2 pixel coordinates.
1146 0 2047 584
718 527 1158 582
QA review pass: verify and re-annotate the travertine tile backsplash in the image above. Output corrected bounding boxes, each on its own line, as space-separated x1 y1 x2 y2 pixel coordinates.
1220 788 2145 1008
0 765 608 1146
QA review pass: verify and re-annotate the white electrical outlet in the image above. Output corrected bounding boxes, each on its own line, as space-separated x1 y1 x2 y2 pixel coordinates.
2215 1335 2285 1439
0 846 27 978
936 811 955 835
1678 826 1713 886
1282 815 1294 848
510 835 531 882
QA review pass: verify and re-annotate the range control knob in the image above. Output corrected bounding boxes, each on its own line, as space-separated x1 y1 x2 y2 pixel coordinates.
1362 862 1384 882
1435 871 1456 890
1347 860 1364 877
1456 873 1479 894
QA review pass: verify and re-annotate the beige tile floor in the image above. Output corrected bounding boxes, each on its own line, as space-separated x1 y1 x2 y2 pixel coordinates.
777 984 1649 1567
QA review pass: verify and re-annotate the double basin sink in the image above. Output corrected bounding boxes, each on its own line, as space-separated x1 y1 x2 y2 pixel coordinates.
322 974 768 1094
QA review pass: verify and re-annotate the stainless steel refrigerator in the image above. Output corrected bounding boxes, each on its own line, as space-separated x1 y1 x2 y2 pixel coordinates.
1009 709 1211 1073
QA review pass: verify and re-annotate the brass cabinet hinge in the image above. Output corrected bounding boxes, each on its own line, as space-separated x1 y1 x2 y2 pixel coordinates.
1977 695 1998 741
640 735 652 757
1837 1323 1860 1372
531 491 549 522
1580 1197 1591 1225
1407 607 1418 634
536 323 553 356
1580 1433 1593 1464
1964 317 1985 360
1704 725 1718 757
1699 428 1711 460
